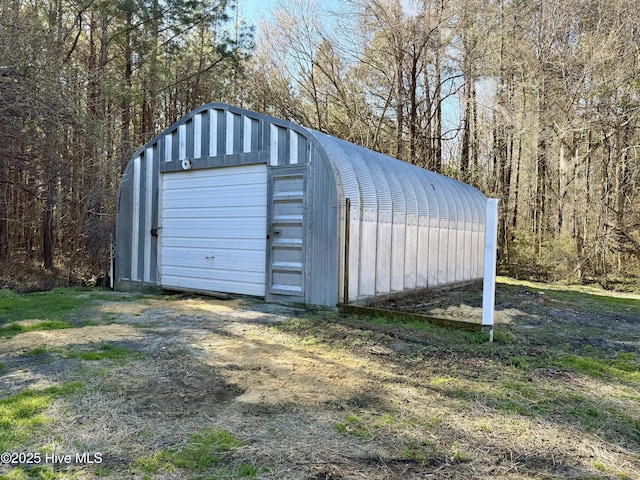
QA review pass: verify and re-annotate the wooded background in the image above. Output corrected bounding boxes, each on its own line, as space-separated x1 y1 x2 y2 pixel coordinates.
1 0 639 288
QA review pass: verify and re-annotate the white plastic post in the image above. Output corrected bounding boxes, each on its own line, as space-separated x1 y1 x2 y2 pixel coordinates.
482 198 499 342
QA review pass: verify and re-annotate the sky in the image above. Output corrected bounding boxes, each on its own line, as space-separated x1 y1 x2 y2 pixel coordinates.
236 0 279 30
235 0 434 45
236 0 346 34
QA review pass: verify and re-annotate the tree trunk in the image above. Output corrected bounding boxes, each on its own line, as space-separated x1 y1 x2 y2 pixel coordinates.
432 25 442 173
0 181 9 262
395 47 405 160
460 77 471 176
42 200 54 270
121 11 133 162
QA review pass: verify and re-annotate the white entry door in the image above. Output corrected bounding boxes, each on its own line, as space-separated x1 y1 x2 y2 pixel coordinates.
159 164 267 296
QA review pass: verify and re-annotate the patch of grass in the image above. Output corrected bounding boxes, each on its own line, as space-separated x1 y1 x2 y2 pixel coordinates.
0 382 84 452
508 355 531 370
555 354 640 383
358 313 497 348
135 454 174 474
0 320 75 339
497 276 640 313
450 441 473 463
275 317 316 334
0 287 143 336
1 465 83 479
64 343 145 363
364 315 439 332
372 413 395 427
593 460 607 472
428 376 476 403
612 352 640 374
135 428 248 474
24 346 48 357
402 440 436 464
473 419 492 432
0 288 88 324
544 288 640 312
299 335 318 346
234 463 259 477
335 414 373 438
92 466 112 477
493 328 516 344
27 344 145 365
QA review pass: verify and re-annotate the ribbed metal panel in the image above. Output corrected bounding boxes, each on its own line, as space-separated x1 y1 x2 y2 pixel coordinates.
305 128 487 300
306 147 339 306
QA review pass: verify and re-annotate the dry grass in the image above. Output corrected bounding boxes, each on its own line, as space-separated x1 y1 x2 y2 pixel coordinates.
1 282 639 479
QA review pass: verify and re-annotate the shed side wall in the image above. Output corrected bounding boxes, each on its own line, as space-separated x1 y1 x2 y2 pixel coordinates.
306 147 339 306
306 130 487 304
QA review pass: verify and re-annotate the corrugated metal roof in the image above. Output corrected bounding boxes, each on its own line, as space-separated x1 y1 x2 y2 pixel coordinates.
306 129 486 226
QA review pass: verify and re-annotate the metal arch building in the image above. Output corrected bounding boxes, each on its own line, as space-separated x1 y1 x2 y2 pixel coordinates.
115 103 487 306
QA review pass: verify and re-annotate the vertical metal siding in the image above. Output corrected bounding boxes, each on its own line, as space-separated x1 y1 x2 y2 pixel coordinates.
149 145 159 283
416 216 430 287
199 109 209 157
193 112 202 158
269 124 279 166
215 109 225 155
278 126 288 166
243 116 252 153
130 155 141 281
115 162 133 284
164 133 172 162
175 128 183 160
185 119 194 159
208 109 218 156
143 147 154 282
289 131 299 165
225 111 234 154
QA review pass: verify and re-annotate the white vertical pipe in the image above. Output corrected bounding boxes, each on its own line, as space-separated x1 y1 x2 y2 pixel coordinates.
109 233 114 289
482 198 499 342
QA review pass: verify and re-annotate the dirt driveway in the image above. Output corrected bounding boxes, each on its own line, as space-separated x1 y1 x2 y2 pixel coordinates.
2 282 640 479
2 295 404 479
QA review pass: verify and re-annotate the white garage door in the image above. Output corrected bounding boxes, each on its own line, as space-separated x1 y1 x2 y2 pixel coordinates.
159 164 267 296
